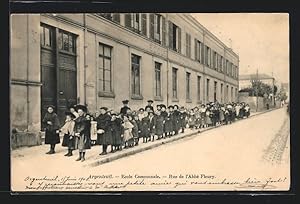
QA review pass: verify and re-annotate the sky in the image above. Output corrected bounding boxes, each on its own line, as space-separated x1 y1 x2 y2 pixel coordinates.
191 13 289 84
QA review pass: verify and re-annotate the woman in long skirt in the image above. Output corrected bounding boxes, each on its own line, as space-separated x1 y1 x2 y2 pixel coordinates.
42 105 61 154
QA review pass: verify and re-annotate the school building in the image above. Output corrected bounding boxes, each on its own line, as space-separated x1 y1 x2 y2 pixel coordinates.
10 13 239 146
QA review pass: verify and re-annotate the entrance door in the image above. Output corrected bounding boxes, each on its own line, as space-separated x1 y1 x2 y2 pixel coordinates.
57 29 77 121
40 24 77 124
40 24 57 125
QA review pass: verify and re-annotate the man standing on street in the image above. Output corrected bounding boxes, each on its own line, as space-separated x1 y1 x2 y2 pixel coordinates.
120 100 131 116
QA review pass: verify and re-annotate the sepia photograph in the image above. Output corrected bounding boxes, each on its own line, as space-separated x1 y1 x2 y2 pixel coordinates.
10 12 290 192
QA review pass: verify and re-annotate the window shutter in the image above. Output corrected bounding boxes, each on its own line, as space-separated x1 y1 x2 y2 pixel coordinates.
194 38 198 61
162 16 166 46
141 13 147 36
178 27 181 53
168 21 173 49
125 13 132 28
113 13 120 23
149 13 155 39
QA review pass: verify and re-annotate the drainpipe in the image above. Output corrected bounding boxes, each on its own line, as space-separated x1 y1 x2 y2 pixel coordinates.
83 14 87 106
166 13 169 107
26 15 30 131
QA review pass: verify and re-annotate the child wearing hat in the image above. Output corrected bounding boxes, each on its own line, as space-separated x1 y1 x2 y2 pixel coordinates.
42 105 61 154
59 111 76 156
73 105 91 162
96 107 112 155
122 115 134 148
145 100 154 112
154 110 164 140
141 111 150 143
164 106 173 138
110 112 123 152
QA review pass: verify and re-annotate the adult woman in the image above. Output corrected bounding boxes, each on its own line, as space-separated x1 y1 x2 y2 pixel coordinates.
42 105 60 154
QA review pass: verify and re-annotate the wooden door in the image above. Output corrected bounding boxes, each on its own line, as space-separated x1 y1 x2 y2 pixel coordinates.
40 24 57 126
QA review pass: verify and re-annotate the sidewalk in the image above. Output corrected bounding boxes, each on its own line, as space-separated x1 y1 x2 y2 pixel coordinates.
11 107 281 168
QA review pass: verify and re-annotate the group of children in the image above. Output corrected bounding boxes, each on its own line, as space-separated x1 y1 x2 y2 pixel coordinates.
42 100 250 162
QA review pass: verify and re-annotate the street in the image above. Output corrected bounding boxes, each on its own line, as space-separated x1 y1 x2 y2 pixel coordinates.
11 108 290 191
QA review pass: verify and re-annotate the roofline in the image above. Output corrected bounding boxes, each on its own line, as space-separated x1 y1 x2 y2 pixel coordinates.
183 14 239 58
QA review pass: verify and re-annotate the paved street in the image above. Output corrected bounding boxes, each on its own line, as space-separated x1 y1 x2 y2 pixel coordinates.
11 107 290 191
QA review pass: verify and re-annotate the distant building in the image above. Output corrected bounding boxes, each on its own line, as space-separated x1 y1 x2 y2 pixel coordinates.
239 73 275 90
10 13 239 146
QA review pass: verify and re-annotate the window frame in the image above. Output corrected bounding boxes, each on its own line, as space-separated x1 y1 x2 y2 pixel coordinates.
172 67 178 99
131 54 142 98
154 62 162 98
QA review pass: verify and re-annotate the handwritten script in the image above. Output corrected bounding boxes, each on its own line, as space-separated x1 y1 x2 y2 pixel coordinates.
22 174 287 191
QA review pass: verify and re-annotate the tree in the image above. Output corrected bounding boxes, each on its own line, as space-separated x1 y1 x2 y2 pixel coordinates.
239 80 274 97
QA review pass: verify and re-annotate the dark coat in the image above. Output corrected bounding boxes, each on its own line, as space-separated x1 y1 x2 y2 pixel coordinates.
155 115 164 136
42 112 61 145
172 110 181 132
110 118 123 146
164 113 173 133
74 116 91 150
96 113 112 145
136 119 142 137
141 116 150 138
179 112 187 128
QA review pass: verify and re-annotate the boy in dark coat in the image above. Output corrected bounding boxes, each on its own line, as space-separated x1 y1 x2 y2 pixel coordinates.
42 105 61 154
96 107 112 155
145 100 154 112
120 100 131 116
141 111 150 143
179 107 187 133
148 110 156 142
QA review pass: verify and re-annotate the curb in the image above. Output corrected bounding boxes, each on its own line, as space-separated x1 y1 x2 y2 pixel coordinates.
87 107 282 167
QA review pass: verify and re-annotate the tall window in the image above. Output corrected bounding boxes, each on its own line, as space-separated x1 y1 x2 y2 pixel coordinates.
197 76 201 101
154 14 161 42
214 81 217 102
226 60 229 75
195 39 203 63
226 85 229 102
169 21 181 53
205 46 211 67
131 54 141 96
172 68 178 98
125 13 142 34
40 25 53 48
206 78 210 102
235 88 238 101
154 62 162 97
231 87 233 102
98 43 112 93
186 72 191 100
221 83 223 103
185 33 191 58
213 51 217 70
220 56 224 72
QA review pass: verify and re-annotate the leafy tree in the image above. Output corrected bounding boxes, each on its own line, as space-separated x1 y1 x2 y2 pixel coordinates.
239 80 274 97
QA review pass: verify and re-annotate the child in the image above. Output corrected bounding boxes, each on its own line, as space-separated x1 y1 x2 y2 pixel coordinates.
188 109 196 129
60 111 76 157
148 110 156 142
164 106 173 138
134 114 142 146
128 114 139 147
122 115 134 148
141 111 150 143
155 111 164 140
42 105 61 154
110 112 123 152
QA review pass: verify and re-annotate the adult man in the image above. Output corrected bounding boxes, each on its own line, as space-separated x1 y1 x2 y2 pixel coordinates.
120 100 131 116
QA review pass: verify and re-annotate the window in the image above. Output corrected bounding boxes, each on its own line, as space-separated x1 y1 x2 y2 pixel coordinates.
98 43 112 93
213 51 217 70
206 79 210 102
172 68 178 98
98 13 120 23
214 81 217 102
186 33 191 58
205 46 211 67
231 87 234 102
40 25 53 48
195 39 203 63
169 21 181 53
154 62 162 97
58 30 76 53
154 14 161 42
197 76 201 101
226 60 229 75
226 85 229 102
186 72 191 100
235 88 238 101
221 83 223 103
220 56 224 72
125 13 142 34
131 54 141 96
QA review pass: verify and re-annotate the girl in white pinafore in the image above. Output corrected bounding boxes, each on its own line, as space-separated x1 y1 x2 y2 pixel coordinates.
122 115 134 148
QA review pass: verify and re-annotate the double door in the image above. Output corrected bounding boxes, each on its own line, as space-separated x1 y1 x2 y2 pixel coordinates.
40 24 77 124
